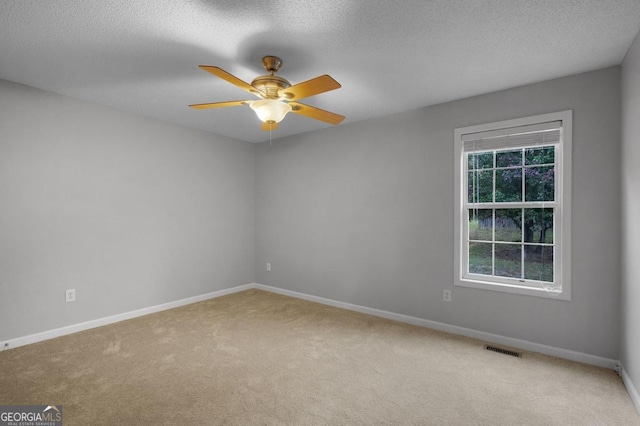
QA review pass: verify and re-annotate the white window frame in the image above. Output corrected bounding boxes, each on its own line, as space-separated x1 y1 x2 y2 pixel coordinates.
453 111 572 300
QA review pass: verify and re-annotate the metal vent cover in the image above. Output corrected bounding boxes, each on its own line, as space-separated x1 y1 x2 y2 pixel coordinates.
484 344 522 358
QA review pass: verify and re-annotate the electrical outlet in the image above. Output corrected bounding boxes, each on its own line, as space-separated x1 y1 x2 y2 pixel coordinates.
266 263 271 272
443 290 452 302
65 289 76 303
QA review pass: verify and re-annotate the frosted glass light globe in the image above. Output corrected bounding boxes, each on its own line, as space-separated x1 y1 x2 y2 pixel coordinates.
249 99 292 123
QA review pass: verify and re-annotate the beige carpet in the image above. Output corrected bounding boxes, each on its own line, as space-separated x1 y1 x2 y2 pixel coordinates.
0 289 638 425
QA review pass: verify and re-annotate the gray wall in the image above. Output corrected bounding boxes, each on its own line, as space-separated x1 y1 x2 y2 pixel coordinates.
0 80 255 341
255 67 621 359
0 65 625 362
622 31 640 389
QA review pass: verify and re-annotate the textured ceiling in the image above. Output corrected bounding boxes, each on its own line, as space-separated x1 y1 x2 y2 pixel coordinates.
1 1 639 143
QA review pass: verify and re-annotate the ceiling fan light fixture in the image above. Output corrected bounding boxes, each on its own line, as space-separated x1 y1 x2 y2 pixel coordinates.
249 99 292 124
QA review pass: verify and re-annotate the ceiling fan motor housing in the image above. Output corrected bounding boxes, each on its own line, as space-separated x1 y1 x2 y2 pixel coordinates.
250 74 291 100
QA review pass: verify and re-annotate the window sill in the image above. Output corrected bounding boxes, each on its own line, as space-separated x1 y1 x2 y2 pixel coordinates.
455 277 571 301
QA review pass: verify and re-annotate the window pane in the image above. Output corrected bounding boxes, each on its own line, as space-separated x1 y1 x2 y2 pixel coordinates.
525 146 554 166
495 169 522 202
494 243 521 279
468 152 493 170
468 170 493 203
469 209 493 241
524 208 554 244
524 245 554 282
469 242 492 275
496 149 522 168
525 166 554 201
495 209 521 242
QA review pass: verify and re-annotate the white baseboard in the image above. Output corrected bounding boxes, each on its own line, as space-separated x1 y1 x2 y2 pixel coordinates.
253 283 619 370
2 282 620 373
622 367 640 414
1 283 254 350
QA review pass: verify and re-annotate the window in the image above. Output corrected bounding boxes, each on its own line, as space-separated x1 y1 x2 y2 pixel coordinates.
454 111 572 300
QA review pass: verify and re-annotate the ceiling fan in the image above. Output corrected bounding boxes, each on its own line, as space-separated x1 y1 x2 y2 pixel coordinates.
189 56 344 131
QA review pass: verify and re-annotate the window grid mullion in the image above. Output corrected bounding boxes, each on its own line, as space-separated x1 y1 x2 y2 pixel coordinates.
521 207 525 280
492 152 496 277
464 201 558 209
492 208 496 277
520 148 526 280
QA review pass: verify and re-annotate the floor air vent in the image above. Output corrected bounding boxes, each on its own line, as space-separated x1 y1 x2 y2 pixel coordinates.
484 345 521 358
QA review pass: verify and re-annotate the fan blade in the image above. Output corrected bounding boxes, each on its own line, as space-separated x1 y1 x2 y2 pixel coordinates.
261 122 279 132
279 75 341 101
289 102 344 125
199 66 258 94
189 100 248 110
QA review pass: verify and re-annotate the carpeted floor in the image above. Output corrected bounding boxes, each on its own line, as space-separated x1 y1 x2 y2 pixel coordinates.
0 289 638 425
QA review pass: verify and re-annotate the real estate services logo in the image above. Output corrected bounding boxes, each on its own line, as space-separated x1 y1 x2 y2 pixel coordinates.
0 405 62 426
